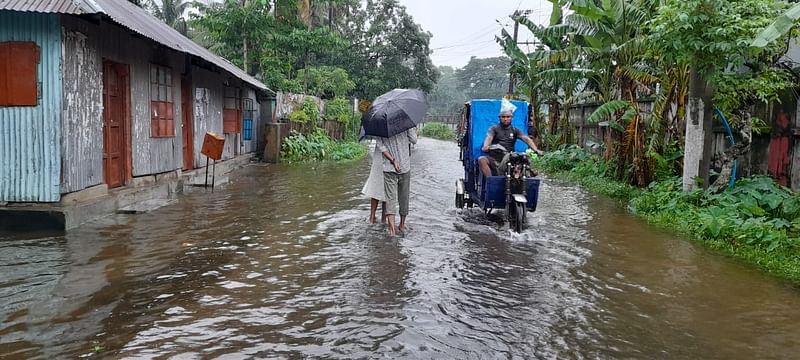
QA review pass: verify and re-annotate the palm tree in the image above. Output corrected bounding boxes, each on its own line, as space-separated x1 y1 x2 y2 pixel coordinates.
148 0 191 35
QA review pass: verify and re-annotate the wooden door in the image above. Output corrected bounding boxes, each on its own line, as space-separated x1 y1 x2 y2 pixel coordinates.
102 62 130 188
181 77 194 170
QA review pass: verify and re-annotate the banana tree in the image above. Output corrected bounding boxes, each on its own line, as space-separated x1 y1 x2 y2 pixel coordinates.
496 5 593 148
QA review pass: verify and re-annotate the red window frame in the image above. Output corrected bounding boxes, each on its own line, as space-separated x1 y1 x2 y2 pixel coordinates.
223 86 241 134
150 64 175 137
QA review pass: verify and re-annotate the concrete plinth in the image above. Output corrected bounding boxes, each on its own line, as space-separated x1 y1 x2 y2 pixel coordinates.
0 154 255 231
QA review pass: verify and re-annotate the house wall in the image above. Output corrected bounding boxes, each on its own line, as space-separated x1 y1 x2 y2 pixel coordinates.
190 67 262 166
191 65 225 166
0 12 62 202
60 16 185 193
60 17 103 194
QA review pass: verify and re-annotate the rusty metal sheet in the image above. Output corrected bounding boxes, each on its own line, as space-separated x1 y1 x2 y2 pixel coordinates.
89 0 268 92
768 109 792 186
61 22 103 194
0 0 86 14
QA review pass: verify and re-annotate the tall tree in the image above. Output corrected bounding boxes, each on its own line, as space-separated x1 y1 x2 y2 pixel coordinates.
336 0 439 99
191 0 273 75
429 66 466 116
455 57 510 100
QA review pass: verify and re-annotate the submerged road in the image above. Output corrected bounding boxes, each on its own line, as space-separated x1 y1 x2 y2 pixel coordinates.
1 137 800 359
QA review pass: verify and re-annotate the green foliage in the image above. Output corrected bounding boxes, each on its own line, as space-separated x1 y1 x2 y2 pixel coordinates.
534 144 591 172
288 109 310 123
532 145 636 199
429 66 466 116
281 129 367 162
191 0 435 97
455 57 511 100
751 3 800 47
419 123 455 141
648 0 795 127
332 0 439 99
146 0 190 34
630 176 800 254
302 97 321 123
299 66 356 99
324 97 351 123
585 100 635 132
649 0 787 77
713 68 795 127
190 0 272 73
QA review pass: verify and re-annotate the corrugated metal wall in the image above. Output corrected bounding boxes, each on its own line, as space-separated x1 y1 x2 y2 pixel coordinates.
192 66 224 166
0 12 62 202
59 16 185 188
61 17 103 193
97 21 185 177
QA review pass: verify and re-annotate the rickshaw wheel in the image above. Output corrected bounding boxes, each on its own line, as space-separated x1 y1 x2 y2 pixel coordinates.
510 201 526 232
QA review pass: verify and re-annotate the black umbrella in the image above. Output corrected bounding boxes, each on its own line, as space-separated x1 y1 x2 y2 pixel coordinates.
362 89 429 138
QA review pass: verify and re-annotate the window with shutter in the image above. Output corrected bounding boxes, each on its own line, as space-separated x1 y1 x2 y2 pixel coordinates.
0 42 39 106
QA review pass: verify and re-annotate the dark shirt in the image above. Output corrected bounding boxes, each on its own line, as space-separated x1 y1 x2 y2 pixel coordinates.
488 125 524 153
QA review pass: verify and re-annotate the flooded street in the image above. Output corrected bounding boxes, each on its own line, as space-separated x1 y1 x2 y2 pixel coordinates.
2 137 800 359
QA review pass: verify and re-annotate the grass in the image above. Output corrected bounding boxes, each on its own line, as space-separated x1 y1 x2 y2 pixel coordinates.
420 123 456 141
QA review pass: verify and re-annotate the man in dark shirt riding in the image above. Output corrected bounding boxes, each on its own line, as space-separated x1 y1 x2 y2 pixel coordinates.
478 107 544 177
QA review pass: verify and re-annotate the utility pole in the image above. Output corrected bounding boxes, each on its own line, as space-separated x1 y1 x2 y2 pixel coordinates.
682 67 714 191
241 0 249 74
508 14 520 95
507 10 532 96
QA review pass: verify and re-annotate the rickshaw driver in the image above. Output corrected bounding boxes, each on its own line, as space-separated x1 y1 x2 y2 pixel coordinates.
478 107 544 177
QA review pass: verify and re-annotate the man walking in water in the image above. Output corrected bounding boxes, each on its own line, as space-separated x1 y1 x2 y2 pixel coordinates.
378 127 418 236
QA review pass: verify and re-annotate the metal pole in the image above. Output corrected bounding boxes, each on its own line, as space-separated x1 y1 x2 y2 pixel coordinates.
212 159 216 192
204 157 209 187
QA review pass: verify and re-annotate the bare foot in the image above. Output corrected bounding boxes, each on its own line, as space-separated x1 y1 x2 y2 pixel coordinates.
369 216 376 224
388 227 396 237
398 224 407 233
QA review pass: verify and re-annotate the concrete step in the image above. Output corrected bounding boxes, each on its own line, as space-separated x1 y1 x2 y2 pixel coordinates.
117 199 177 214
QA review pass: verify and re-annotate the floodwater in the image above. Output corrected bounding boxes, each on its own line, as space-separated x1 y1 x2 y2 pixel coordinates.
1 138 800 359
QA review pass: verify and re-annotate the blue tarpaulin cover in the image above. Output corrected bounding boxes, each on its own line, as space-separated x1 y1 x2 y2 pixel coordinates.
468 99 529 161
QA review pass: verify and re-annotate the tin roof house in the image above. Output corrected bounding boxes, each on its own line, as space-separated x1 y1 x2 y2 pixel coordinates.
0 0 270 204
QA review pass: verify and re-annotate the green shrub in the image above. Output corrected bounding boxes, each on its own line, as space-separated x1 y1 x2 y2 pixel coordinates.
325 97 351 123
288 110 310 123
302 97 321 123
281 128 366 163
420 123 455 141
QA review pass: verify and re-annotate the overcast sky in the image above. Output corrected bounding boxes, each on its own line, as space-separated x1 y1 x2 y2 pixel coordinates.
400 0 553 69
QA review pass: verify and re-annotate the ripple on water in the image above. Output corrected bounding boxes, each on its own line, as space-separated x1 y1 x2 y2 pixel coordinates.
4 138 800 359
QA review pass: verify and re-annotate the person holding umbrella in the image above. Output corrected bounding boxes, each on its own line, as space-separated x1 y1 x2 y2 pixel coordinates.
362 89 428 236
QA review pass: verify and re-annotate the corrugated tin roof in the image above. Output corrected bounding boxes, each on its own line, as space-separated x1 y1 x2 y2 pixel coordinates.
0 0 85 14
1 0 270 92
